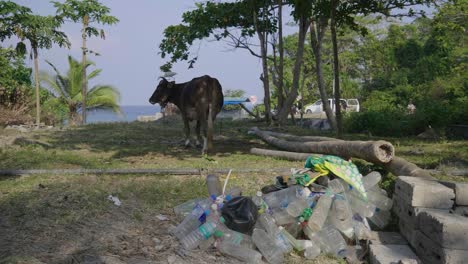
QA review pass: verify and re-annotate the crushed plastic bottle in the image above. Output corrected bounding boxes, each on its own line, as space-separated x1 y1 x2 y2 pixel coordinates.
218 240 262 263
286 198 309 217
180 220 217 250
271 208 296 225
263 185 310 209
252 228 284 264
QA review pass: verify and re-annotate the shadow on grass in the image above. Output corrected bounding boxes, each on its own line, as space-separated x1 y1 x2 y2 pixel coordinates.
0 174 214 263
45 117 266 161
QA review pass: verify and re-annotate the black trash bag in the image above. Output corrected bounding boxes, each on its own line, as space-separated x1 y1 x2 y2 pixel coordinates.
261 176 289 194
221 196 258 235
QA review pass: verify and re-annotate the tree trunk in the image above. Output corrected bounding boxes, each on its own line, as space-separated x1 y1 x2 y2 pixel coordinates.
32 45 40 127
81 15 89 125
254 10 271 125
276 0 284 110
330 0 343 137
239 103 261 120
276 16 309 125
309 20 337 131
249 127 394 164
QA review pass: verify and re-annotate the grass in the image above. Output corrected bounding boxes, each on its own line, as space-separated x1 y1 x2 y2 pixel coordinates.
0 117 466 263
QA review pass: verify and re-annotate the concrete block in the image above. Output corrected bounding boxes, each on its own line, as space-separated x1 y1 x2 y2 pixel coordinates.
418 209 468 250
412 230 468 264
452 206 468 217
369 232 408 245
392 196 436 227
395 176 454 208
369 244 421 264
440 181 468 205
399 217 416 246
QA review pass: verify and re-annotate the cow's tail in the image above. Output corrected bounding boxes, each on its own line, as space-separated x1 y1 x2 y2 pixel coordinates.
207 102 214 153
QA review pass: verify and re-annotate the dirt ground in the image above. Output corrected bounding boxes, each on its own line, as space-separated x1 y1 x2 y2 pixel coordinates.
0 189 242 264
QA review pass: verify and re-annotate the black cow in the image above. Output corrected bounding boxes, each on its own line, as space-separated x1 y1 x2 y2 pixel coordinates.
149 75 224 154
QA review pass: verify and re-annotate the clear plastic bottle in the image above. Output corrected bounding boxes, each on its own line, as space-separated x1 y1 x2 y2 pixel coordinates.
173 198 205 219
180 221 217 250
286 198 309 217
275 230 293 253
352 214 372 240
362 171 382 190
368 208 391 229
347 192 376 218
303 226 325 250
252 191 268 213
263 185 310 209
206 174 222 197
278 226 303 251
303 240 321 260
215 217 255 249
271 208 296 225
173 204 206 240
252 228 284 264
285 222 302 238
330 197 354 239
225 186 242 197
257 213 278 236
318 226 348 258
366 188 393 211
307 194 332 232
218 240 262 263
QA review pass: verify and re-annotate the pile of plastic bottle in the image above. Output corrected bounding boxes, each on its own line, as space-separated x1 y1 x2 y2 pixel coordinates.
171 171 393 264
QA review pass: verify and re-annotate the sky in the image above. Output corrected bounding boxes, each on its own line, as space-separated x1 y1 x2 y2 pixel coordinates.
4 1 433 106
5 0 283 106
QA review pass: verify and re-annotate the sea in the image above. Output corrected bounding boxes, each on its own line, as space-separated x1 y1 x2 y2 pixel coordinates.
86 105 161 123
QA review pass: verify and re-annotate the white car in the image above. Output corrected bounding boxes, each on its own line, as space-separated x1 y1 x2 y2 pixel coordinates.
305 98 359 114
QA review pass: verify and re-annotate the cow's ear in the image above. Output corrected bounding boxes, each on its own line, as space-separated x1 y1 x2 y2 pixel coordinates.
168 81 175 88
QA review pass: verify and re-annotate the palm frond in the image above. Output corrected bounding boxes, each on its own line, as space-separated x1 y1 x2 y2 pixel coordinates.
45 59 70 99
87 85 121 113
87 69 102 80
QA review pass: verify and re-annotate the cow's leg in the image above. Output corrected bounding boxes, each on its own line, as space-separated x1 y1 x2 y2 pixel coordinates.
183 117 191 148
195 120 202 148
200 117 209 155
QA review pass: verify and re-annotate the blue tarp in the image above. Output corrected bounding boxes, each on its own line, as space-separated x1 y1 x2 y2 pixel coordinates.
223 97 250 105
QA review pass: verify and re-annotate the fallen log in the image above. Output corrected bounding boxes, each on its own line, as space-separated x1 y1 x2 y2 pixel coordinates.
383 157 434 180
261 130 342 142
250 127 394 164
250 147 434 179
250 148 318 161
0 168 291 176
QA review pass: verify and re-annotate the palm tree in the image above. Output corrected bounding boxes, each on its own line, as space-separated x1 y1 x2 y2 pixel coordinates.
41 56 120 125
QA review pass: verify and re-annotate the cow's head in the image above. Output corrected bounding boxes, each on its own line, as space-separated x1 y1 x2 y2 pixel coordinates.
149 77 175 107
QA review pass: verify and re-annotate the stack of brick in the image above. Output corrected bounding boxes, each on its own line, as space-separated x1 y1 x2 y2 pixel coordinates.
393 176 468 264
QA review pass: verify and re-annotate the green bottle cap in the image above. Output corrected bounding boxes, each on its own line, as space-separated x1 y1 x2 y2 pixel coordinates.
214 230 223 238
